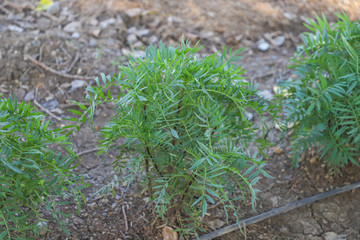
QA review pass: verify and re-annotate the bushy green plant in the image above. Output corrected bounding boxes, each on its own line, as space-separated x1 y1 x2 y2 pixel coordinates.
280 13 360 169
75 41 277 237
0 96 86 239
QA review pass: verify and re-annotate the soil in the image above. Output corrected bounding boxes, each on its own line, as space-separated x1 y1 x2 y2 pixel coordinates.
1 0 360 239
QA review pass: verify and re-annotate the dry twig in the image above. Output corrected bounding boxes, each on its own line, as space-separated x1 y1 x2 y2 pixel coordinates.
65 52 80 73
25 54 96 80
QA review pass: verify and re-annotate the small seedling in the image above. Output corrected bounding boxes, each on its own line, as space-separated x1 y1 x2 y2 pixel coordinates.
0 96 86 239
74 41 278 237
280 13 360 170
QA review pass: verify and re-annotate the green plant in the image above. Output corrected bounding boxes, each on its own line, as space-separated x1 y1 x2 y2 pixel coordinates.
280 13 360 169
75 41 277 237
0 96 86 239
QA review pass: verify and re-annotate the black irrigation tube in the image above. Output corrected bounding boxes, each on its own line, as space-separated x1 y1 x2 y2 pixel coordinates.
197 181 360 240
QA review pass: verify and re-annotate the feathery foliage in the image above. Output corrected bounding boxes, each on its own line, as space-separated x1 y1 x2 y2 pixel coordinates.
280 13 360 169
0 96 86 239
73 41 278 237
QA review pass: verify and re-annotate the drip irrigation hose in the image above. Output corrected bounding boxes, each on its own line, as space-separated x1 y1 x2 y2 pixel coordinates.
197 181 360 240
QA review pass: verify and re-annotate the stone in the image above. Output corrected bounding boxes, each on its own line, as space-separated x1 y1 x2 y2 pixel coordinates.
100 18 116 29
162 226 178 240
89 29 101 38
8 25 23 33
148 35 158 44
272 146 284 154
207 219 225 230
127 34 137 44
124 8 142 18
41 99 59 110
324 232 346 240
71 32 80 39
273 35 285 47
136 29 151 37
244 112 254 121
258 90 274 100
310 157 318 164
24 90 35 101
46 2 60 15
199 30 214 39
88 202 98 210
36 221 48 235
257 39 270 51
111 202 118 209
89 38 97 47
63 21 82 33
70 80 86 92
37 18 52 31
14 89 26 100
89 18 99 26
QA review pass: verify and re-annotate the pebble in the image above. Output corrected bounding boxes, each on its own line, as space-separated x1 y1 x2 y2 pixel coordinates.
258 90 274 100
309 157 318 164
24 90 35 101
273 35 285 46
257 39 270 51
89 18 99 26
64 21 82 33
324 232 346 240
100 198 109 204
89 38 97 47
136 29 151 37
88 202 98 210
207 219 225 230
71 32 80 39
37 18 52 31
127 34 137 44
199 30 214 39
41 99 59 110
162 226 178 240
124 8 142 18
70 80 86 92
244 112 254 121
272 146 284 154
148 35 158 44
46 2 60 15
89 29 101 38
8 25 23 33
100 18 116 29
36 221 48 235
111 202 117 209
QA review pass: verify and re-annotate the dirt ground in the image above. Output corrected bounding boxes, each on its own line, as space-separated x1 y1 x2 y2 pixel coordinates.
1 0 360 239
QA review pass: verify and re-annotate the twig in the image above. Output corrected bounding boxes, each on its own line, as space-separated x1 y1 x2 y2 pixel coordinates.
25 54 96 80
196 181 360 240
65 52 80 73
122 204 129 231
77 147 100 156
34 88 62 121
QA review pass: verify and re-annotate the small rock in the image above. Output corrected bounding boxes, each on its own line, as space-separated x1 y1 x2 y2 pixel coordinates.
207 12 216 18
89 29 101 38
111 202 118 209
46 2 60 15
41 99 59 110
36 221 48 235
136 29 151 37
162 226 178 240
100 198 109 204
148 35 158 44
14 89 26 100
124 8 142 18
244 112 253 121
88 202 98 210
71 32 80 39
133 41 144 48
269 196 279 207
24 90 35 101
115 195 121 200
207 219 225 230
133 50 146 58
64 21 82 33
272 146 284 154
273 35 285 47
127 34 137 44
199 30 214 39
257 39 270 51
279 226 289 234
70 80 86 92
8 25 23 33
283 12 297 21
100 18 116 29
37 18 52 31
324 232 347 240
143 197 151 203
89 18 99 26
258 90 274 100
89 38 97 47
310 157 318 164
